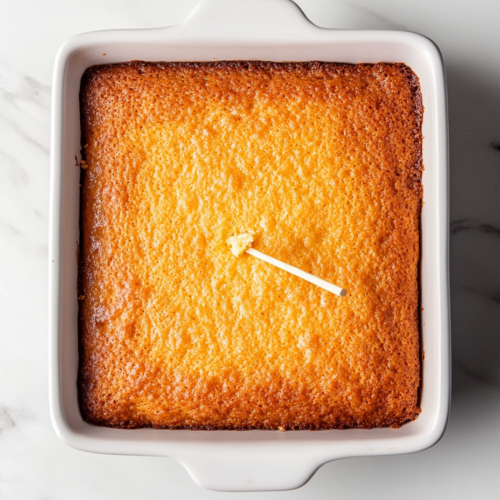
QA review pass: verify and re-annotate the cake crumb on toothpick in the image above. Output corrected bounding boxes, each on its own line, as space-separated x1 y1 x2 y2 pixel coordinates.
227 233 254 256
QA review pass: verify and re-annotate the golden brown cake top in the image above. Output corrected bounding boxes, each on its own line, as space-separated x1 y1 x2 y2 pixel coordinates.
78 61 422 430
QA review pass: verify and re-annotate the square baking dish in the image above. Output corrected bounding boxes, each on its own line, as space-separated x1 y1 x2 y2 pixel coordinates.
49 0 450 492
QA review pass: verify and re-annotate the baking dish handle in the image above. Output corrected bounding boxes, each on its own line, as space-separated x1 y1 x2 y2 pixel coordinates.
179 450 322 492
175 0 320 39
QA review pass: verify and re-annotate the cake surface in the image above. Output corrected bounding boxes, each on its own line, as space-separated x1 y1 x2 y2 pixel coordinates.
78 61 423 430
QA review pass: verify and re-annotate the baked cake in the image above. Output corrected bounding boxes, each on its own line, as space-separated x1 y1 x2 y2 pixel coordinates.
78 61 423 430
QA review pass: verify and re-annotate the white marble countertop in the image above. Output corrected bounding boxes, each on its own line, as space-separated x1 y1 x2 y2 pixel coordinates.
1 0 499 498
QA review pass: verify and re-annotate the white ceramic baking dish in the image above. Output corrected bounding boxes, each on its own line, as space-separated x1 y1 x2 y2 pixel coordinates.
49 0 450 492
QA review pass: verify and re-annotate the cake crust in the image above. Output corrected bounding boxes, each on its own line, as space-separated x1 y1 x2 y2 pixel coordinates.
78 61 423 430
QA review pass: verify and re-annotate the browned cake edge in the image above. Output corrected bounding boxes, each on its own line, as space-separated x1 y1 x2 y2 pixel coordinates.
77 61 423 431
